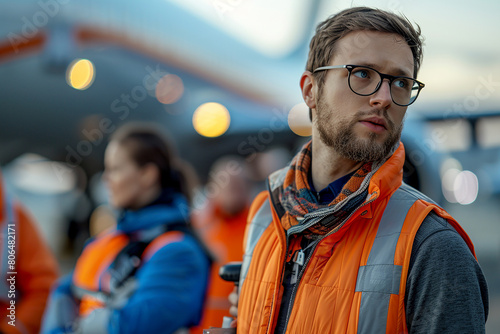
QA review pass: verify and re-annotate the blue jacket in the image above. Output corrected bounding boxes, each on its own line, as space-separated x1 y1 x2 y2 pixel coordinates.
41 192 211 334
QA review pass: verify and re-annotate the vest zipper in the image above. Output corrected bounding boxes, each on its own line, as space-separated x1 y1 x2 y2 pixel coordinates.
280 239 320 334
279 194 378 333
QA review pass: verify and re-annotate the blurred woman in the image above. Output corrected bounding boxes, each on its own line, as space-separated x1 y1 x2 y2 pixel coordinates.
41 123 211 334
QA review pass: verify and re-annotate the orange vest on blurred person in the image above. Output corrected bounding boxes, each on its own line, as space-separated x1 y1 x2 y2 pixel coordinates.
192 204 248 331
0 178 59 334
72 229 185 316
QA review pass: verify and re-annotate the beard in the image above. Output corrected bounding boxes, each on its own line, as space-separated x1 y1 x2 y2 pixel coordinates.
314 98 403 162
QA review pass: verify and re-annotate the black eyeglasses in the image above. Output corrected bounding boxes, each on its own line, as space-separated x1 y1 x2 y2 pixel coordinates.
313 64 425 106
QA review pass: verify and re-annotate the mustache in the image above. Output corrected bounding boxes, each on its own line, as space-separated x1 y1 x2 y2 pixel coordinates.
354 109 395 131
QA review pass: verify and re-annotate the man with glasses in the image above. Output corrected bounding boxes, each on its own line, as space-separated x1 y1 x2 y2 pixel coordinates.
231 7 488 333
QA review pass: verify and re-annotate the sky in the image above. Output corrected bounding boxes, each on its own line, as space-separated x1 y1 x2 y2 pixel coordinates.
169 0 500 113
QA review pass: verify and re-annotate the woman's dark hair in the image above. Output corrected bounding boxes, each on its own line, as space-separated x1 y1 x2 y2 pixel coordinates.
110 122 194 203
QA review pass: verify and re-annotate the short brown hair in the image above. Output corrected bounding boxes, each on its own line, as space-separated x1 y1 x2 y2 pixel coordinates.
306 7 424 89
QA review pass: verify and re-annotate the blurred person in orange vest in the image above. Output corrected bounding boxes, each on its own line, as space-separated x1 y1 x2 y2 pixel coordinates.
41 123 211 334
192 157 250 330
0 171 59 333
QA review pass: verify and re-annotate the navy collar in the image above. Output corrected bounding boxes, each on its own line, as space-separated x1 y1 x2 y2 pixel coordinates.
308 171 356 205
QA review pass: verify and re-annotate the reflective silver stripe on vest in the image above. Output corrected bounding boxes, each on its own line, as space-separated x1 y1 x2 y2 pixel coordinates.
0 193 16 302
240 198 272 288
356 184 418 334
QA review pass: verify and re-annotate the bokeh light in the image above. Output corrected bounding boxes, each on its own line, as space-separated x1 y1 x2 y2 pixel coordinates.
192 102 230 138
442 168 461 203
442 167 479 205
454 171 479 205
440 158 463 178
66 59 95 90
288 102 312 137
156 74 184 104
8 154 78 194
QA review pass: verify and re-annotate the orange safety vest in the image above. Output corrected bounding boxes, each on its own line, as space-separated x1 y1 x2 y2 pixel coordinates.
0 179 59 334
237 147 476 334
192 205 248 331
72 229 184 316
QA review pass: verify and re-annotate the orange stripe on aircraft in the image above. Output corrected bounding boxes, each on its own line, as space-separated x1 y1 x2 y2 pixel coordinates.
0 32 46 64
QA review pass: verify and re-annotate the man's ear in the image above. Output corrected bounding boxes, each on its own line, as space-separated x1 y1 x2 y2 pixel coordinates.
300 71 317 110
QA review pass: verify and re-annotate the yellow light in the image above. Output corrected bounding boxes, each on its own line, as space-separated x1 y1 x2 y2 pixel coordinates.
193 102 230 138
156 74 184 104
288 102 312 137
66 59 95 90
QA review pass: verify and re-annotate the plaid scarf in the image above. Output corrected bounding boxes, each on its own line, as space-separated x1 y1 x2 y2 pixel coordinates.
276 141 374 236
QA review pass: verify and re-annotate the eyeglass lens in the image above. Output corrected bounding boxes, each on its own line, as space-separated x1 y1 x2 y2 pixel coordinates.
349 67 419 106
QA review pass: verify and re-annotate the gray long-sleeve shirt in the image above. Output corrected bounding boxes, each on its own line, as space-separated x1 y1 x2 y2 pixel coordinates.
404 211 488 333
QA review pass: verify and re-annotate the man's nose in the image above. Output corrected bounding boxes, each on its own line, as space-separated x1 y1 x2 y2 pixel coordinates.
369 79 392 109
